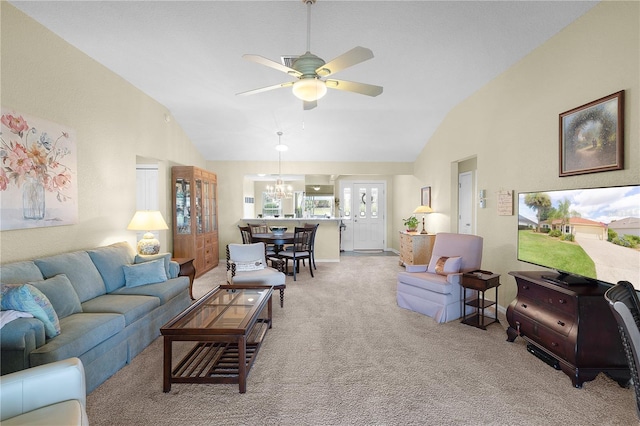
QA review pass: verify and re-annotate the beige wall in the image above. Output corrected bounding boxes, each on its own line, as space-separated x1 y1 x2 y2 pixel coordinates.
413 1 640 307
0 3 206 263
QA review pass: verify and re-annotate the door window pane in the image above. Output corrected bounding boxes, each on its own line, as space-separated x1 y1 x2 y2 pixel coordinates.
342 187 351 218
359 187 367 218
371 188 378 218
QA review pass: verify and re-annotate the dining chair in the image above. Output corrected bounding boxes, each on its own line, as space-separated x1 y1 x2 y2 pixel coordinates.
304 223 319 270
238 225 252 244
226 243 286 307
247 225 276 256
249 224 269 234
278 227 314 281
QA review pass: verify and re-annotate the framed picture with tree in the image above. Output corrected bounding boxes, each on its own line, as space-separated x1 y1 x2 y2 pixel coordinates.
559 90 624 176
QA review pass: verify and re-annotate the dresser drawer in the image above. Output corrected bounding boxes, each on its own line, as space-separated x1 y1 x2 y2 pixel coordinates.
512 296 574 336
517 281 577 315
513 312 571 361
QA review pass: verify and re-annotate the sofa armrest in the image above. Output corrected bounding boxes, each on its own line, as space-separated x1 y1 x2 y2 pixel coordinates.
446 272 462 285
0 357 87 422
168 260 180 278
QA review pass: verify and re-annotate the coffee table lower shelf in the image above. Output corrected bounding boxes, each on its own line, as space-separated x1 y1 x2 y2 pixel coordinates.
164 320 269 393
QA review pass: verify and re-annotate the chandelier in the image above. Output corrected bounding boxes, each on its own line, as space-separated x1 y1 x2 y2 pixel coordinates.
266 132 293 200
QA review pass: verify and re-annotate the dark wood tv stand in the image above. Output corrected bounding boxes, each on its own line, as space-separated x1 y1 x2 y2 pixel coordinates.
506 271 629 388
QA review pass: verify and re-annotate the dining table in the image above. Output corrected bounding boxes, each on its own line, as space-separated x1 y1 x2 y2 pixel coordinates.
250 232 295 253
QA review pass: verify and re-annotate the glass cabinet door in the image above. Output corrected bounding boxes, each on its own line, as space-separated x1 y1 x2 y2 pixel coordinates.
175 178 191 234
203 179 210 233
195 179 203 234
210 181 217 231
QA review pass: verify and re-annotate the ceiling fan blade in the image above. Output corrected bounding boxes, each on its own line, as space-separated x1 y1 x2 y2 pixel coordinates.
303 100 317 110
237 81 294 96
325 79 383 97
315 46 374 77
243 54 302 77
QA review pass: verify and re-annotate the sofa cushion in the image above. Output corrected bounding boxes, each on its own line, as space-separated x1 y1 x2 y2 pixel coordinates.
87 242 136 293
35 252 107 303
29 313 125 366
397 271 453 295
0 261 45 285
81 294 160 326
111 276 189 304
0 285 60 338
428 256 462 275
134 253 172 277
123 259 167 288
28 274 83 320
231 269 285 286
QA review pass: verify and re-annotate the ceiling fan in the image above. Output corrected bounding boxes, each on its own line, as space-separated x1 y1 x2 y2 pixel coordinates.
237 0 383 110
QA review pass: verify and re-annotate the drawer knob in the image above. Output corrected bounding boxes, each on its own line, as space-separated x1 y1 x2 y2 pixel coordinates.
559 299 566 304
551 342 559 347
521 303 527 309
523 285 529 290
557 320 565 327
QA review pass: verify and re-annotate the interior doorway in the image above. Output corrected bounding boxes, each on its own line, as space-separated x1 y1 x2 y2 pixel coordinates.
458 171 473 234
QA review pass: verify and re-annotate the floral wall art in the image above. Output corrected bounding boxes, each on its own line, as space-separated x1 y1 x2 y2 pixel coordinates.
0 108 78 230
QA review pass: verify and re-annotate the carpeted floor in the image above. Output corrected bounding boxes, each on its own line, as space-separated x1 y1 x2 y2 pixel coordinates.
86 256 637 425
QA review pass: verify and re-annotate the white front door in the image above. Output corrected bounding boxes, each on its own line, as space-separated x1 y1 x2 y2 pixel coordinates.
458 171 473 234
352 183 385 250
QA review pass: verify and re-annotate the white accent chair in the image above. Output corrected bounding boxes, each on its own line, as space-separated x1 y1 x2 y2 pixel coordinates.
396 232 483 323
0 357 89 425
226 242 287 307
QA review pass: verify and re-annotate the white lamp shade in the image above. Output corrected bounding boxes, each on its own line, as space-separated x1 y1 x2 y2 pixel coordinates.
413 205 434 214
127 211 169 255
127 210 169 231
292 78 327 102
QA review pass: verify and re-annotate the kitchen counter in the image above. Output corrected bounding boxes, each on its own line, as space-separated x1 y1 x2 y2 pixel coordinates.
240 218 342 261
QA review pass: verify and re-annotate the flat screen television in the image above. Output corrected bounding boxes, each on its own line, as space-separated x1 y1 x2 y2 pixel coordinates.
517 184 640 288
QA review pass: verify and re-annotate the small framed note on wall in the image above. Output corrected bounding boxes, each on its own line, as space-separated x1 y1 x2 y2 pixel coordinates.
497 190 513 216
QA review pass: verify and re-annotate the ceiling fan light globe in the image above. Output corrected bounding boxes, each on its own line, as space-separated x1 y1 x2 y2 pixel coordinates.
292 78 327 102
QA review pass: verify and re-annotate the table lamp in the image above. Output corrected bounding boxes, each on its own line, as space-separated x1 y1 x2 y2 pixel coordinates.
127 210 169 255
413 205 434 234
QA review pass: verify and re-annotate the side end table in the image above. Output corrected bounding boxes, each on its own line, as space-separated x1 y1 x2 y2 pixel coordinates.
461 270 501 330
172 257 196 300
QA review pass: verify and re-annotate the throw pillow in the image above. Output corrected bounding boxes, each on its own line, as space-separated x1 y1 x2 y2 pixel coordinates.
34 251 107 303
234 259 265 272
427 255 462 276
28 274 83 319
134 253 172 277
123 258 168 288
0 284 60 338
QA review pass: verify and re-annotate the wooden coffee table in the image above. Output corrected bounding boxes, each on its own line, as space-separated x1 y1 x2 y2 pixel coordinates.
161 284 272 393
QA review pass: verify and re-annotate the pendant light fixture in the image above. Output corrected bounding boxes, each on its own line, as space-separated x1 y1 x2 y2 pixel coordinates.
266 132 293 200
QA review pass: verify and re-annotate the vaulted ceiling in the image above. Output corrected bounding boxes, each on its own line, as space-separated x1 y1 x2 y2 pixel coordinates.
10 1 598 162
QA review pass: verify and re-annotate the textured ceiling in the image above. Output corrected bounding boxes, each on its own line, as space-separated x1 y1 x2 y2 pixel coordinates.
10 0 598 162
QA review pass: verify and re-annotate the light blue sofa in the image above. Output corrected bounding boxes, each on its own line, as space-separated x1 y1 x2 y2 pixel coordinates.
0 242 190 393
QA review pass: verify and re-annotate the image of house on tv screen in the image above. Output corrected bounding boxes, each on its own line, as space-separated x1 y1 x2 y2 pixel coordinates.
517 185 640 289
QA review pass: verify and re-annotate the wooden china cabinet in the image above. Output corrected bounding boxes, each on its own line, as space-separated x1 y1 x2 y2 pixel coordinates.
171 166 218 277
